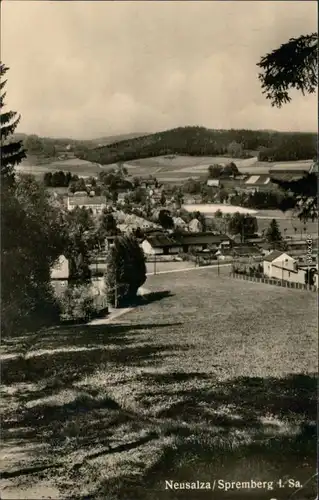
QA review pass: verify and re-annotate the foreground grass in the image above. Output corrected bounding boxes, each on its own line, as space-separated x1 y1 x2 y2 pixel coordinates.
1 269 317 499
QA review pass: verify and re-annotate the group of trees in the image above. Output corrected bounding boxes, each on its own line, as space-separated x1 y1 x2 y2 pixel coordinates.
257 133 316 162
98 168 132 192
208 162 239 179
23 134 57 158
238 189 295 211
227 213 258 242
43 170 79 187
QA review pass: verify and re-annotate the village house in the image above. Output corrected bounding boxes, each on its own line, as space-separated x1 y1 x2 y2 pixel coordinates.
262 250 314 285
141 232 233 256
188 218 203 233
206 179 220 188
67 194 107 215
50 255 69 296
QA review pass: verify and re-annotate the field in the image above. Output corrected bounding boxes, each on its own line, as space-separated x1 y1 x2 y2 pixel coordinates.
15 157 102 180
16 154 313 185
124 156 313 183
1 268 317 499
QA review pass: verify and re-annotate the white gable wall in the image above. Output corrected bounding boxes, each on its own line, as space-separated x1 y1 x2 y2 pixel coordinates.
141 240 164 255
263 253 307 284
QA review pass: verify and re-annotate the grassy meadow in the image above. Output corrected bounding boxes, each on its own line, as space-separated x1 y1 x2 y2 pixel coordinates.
1 268 317 499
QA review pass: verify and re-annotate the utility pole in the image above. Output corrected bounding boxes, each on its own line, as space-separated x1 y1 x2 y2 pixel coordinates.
114 276 118 309
241 221 245 244
154 253 156 275
218 256 220 276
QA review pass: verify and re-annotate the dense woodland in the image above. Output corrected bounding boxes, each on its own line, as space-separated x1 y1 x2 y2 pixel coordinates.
76 126 317 165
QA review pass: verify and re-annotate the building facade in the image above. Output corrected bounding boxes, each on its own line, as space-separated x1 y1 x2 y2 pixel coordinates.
67 195 107 215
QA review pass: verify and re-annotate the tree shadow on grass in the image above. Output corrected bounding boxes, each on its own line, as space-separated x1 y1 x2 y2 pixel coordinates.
134 290 175 307
1 321 183 386
136 372 317 425
88 373 317 500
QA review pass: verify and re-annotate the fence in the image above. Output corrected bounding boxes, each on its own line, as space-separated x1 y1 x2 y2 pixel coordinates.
231 273 317 292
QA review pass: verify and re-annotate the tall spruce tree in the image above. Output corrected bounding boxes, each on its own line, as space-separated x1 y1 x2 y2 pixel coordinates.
265 219 283 250
0 63 26 184
105 235 146 307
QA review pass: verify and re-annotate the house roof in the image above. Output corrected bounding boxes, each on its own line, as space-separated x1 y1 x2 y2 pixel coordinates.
146 232 231 248
146 234 178 247
68 196 106 206
245 175 271 185
233 245 262 256
263 250 286 262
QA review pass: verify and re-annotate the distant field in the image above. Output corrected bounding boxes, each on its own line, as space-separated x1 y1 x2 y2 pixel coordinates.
15 155 313 184
125 155 313 182
16 157 101 179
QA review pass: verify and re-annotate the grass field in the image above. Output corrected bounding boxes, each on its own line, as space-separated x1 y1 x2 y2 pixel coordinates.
1 268 317 499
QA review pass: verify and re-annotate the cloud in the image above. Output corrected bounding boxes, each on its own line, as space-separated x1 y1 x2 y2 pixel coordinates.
2 1 317 138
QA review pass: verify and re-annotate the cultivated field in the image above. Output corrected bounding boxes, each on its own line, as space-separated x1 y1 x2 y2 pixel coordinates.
1 268 317 499
125 155 313 182
15 154 313 186
15 157 102 180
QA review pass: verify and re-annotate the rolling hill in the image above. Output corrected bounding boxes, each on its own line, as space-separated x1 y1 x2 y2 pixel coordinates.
79 126 317 166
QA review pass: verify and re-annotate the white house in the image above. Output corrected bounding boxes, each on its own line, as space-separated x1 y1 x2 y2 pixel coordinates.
263 250 308 284
67 195 107 215
188 218 203 233
207 179 220 188
50 255 69 296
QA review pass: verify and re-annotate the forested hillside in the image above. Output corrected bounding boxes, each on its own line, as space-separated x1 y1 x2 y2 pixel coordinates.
78 126 317 165
13 132 147 161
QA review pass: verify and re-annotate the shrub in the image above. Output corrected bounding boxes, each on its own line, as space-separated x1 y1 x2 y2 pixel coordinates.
60 284 97 321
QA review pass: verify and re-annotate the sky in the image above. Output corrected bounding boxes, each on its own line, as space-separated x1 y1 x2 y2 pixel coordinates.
1 1 317 139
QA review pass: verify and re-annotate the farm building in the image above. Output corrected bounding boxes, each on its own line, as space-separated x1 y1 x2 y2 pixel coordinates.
141 232 232 256
241 175 274 193
67 194 107 215
269 162 313 174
